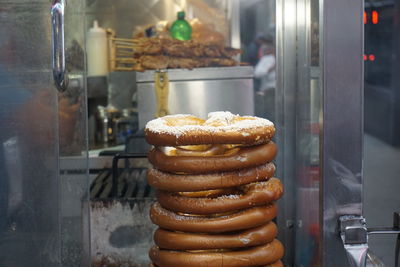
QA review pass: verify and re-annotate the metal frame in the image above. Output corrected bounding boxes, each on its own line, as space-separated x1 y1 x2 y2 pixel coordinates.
321 0 364 266
275 0 298 265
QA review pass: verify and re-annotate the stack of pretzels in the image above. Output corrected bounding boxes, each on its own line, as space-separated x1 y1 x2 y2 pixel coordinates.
145 112 284 267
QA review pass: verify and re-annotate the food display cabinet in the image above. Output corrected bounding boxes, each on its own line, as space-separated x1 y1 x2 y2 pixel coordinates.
2 0 397 267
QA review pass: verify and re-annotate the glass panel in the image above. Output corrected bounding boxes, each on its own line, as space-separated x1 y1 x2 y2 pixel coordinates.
84 0 285 266
0 1 61 266
364 1 400 266
60 0 90 266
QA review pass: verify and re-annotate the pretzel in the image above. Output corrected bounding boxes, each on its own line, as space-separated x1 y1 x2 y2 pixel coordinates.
148 142 277 174
154 221 278 250
145 112 275 146
149 261 283 267
147 163 276 192
149 239 284 267
146 112 283 266
150 202 277 233
156 178 283 215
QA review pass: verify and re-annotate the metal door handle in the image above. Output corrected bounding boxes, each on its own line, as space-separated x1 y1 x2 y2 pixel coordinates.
340 213 400 267
51 0 68 92
339 216 368 267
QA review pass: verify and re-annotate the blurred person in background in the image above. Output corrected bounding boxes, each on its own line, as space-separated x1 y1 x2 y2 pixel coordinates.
254 36 276 92
253 36 276 121
243 33 271 91
243 33 269 66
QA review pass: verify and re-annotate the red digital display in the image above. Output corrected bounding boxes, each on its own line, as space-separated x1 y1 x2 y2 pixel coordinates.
364 10 378 63
369 54 376 61
364 10 379 25
372 11 379 24
364 54 376 61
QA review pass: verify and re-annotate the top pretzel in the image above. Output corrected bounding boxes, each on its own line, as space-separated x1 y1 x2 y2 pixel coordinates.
145 111 275 146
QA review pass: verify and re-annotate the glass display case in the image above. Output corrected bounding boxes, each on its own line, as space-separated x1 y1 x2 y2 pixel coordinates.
0 0 377 266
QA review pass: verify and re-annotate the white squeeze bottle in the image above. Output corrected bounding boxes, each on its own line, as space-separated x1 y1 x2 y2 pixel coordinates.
87 20 109 77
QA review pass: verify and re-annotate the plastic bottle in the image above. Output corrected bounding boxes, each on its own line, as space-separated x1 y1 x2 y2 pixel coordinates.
170 11 192 41
86 20 109 77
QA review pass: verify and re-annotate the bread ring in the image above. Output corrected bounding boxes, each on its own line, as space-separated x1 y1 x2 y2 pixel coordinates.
149 261 283 267
150 202 277 233
156 178 283 215
148 142 277 174
149 239 284 267
147 163 276 192
154 221 278 250
145 112 275 146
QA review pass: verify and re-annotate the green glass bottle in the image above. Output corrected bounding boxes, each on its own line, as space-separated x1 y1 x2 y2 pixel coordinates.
170 11 192 41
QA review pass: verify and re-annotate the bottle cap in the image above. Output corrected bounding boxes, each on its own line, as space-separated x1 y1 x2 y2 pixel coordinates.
89 20 106 34
177 11 185 20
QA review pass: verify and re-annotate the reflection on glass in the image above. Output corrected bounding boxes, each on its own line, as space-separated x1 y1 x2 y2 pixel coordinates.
0 2 61 266
59 1 90 266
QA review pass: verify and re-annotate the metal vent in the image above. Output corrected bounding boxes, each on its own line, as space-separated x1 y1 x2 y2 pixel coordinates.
90 168 154 199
